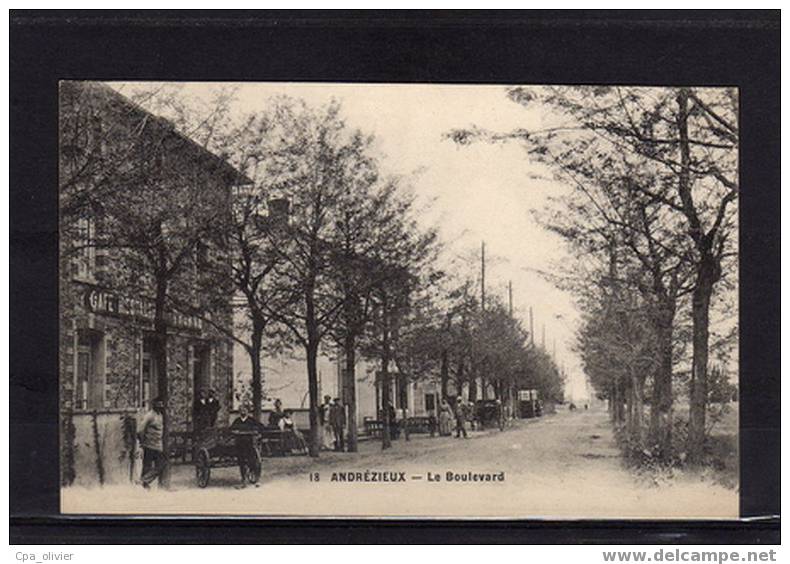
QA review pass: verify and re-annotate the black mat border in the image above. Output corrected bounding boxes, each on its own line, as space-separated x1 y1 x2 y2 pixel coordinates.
9 9 780 544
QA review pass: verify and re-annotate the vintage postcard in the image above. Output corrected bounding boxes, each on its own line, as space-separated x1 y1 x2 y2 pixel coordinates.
58 81 739 519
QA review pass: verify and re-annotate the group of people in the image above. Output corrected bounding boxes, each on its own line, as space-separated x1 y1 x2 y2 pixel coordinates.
320 395 347 452
265 398 308 453
134 390 505 490
193 388 221 434
435 397 476 439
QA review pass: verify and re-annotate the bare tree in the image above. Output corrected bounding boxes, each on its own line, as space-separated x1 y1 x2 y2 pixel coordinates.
449 85 737 463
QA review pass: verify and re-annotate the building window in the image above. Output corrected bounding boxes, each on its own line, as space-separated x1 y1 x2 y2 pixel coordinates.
74 330 104 410
424 393 436 413
73 217 96 280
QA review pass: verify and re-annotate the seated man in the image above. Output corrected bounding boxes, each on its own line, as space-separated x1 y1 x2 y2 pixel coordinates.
230 403 260 486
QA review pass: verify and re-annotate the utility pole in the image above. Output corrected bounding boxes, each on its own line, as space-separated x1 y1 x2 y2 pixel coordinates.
530 307 534 346
481 241 486 311
479 241 486 400
508 281 513 317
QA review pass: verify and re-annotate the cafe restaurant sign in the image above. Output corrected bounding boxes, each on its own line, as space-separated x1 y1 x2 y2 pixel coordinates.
83 286 203 331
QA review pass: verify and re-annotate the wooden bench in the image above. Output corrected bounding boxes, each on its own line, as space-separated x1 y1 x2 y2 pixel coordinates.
364 419 384 437
258 426 309 457
406 416 434 434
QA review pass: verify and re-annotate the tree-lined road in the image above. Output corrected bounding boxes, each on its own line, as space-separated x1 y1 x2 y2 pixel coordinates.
62 407 737 519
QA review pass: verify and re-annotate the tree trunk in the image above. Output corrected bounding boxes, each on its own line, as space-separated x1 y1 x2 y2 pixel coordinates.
455 358 465 397
440 348 449 400
687 263 716 464
153 275 170 487
625 382 634 434
630 375 645 443
440 313 451 399
249 322 264 423
344 331 359 452
613 380 626 424
380 364 392 451
649 300 675 460
305 337 321 458
380 303 392 450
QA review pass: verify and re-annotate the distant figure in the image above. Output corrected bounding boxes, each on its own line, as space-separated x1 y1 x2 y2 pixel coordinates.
138 397 166 488
268 398 284 428
330 398 346 452
454 399 469 439
584 403 589 410
569 402 577 411
438 398 453 436
319 395 334 450
385 401 398 440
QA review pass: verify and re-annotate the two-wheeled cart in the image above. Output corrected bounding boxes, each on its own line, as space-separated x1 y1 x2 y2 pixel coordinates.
193 427 262 488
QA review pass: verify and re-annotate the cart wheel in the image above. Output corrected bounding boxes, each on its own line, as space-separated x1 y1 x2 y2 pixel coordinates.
195 448 211 488
247 449 262 484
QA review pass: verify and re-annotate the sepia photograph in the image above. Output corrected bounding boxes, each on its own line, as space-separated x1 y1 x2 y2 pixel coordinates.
57 80 739 519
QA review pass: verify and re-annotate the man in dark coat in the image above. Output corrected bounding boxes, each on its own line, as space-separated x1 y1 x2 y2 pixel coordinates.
329 398 347 452
386 401 398 440
193 388 211 434
454 398 469 439
206 388 221 427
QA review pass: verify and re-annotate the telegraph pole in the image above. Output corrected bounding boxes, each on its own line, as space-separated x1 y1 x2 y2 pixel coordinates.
508 281 513 317
481 241 486 311
480 241 486 399
530 307 534 346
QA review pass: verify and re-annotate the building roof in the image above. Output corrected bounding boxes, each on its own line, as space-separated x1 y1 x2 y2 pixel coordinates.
61 81 253 187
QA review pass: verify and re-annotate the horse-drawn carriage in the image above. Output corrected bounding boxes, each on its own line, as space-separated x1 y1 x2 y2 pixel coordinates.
193 427 262 488
474 399 505 430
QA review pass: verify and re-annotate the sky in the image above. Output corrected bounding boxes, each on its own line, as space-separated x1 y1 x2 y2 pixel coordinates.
113 81 590 401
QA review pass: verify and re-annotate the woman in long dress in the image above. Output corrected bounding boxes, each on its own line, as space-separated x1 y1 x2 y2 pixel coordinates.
438 398 453 436
279 409 307 454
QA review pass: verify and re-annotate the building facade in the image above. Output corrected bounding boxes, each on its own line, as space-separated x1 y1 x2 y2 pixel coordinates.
59 82 246 485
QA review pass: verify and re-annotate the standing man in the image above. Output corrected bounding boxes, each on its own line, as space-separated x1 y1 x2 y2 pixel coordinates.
206 388 221 427
138 397 166 488
386 400 398 440
454 397 468 439
193 388 210 435
329 398 346 452
230 403 260 487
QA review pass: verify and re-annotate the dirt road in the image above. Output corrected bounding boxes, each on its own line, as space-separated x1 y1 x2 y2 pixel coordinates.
62 406 738 519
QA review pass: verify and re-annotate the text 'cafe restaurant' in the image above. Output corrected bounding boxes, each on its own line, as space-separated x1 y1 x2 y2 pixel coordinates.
59 281 234 484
